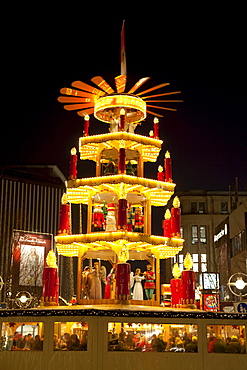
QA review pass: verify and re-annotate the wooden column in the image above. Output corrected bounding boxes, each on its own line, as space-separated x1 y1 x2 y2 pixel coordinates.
96 149 101 177
87 195 92 234
146 197 152 235
156 257 161 305
138 152 144 177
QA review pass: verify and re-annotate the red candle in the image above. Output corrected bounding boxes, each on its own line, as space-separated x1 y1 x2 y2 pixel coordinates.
118 198 127 229
118 148 126 173
163 210 172 237
42 267 59 306
83 114 90 136
58 204 70 234
164 151 172 182
119 108 125 131
171 197 181 236
170 278 182 307
69 147 78 180
115 262 130 300
181 270 196 305
153 117 159 139
157 165 164 181
149 130 154 138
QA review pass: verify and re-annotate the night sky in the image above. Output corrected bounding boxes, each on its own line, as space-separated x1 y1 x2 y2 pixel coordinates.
2 8 246 192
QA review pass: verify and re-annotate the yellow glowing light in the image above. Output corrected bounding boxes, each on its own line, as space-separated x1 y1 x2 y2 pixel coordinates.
55 230 184 258
46 250 58 268
94 94 146 124
71 147 77 155
158 165 163 172
165 150 170 158
61 193 68 205
165 209 171 219
79 132 163 162
154 117 159 124
120 108 125 115
184 252 193 270
66 175 175 206
84 115 89 121
173 196 180 208
172 263 181 279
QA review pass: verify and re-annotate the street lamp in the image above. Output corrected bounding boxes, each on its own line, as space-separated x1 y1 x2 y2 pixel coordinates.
228 272 247 301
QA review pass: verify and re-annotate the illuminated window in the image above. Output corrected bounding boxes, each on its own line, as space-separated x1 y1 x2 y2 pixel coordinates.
207 325 246 353
108 322 198 352
180 227 183 239
201 254 207 272
200 226 206 243
1 322 44 351
192 226 198 244
192 254 199 272
199 202 205 214
178 254 184 271
53 322 88 351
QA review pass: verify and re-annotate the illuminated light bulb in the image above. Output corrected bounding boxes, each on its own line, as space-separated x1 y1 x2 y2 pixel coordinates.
165 150 170 158
84 115 89 120
120 108 125 115
235 277 245 290
19 295 28 303
165 209 171 220
173 196 180 208
183 252 193 270
46 250 58 268
71 147 77 155
158 165 163 172
61 193 68 205
154 117 159 124
172 263 181 279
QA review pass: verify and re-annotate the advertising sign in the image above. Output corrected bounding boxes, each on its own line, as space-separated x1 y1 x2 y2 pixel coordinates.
11 230 52 298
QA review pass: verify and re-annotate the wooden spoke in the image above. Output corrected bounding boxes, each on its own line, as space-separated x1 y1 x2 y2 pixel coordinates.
91 76 115 94
137 83 170 96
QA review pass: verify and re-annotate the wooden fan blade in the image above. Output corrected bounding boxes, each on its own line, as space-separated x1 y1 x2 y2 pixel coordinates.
91 76 115 94
64 103 94 111
60 87 96 99
128 77 150 94
137 83 170 96
146 109 164 117
115 75 127 93
77 108 95 117
58 96 94 103
146 104 177 112
71 81 105 96
145 100 183 103
142 91 182 99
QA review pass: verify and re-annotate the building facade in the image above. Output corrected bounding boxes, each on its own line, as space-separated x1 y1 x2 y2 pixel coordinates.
172 190 247 282
215 200 247 300
0 165 66 301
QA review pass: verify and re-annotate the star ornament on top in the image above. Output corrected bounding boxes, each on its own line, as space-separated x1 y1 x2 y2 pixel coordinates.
58 75 182 125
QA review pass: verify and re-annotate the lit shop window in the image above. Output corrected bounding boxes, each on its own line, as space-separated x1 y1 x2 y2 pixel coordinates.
1 322 44 351
207 325 246 354
108 322 198 352
201 254 207 272
199 226 206 243
191 226 198 244
198 202 205 214
53 322 88 351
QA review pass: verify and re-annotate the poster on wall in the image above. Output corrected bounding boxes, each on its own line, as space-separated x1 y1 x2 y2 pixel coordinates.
11 230 53 298
201 293 220 312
